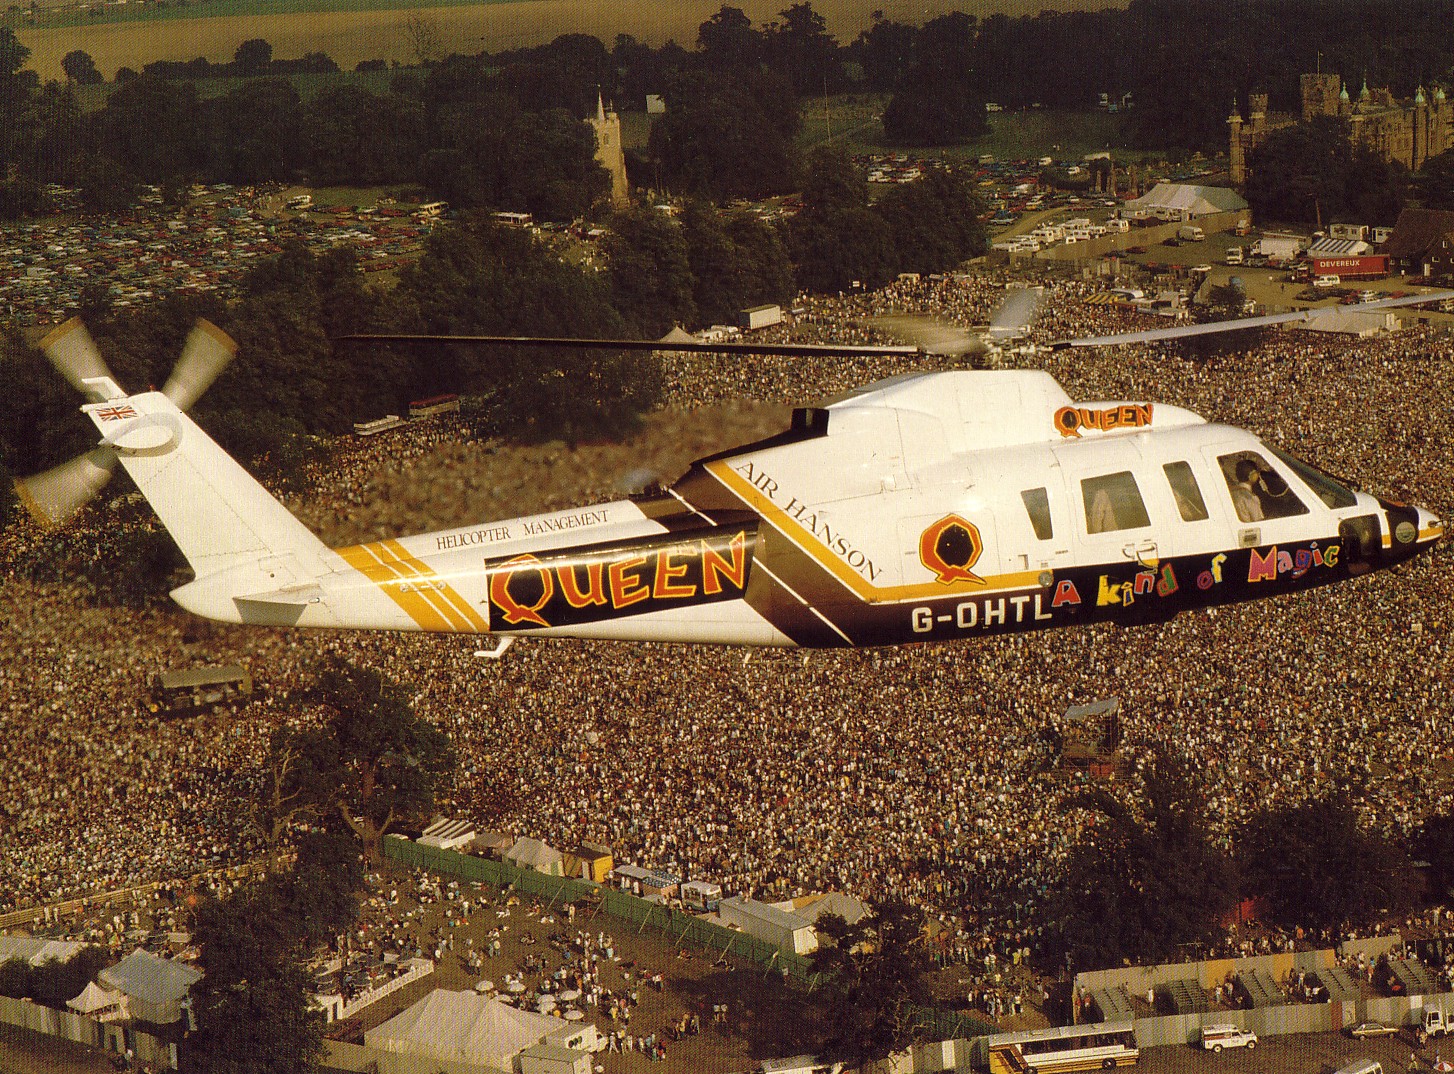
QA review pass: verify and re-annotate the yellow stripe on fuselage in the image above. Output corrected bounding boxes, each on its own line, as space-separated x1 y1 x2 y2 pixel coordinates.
336 541 487 633
376 540 489 632
705 460 1042 604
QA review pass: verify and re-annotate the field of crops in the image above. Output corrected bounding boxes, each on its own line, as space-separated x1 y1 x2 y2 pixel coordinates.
14 0 1120 81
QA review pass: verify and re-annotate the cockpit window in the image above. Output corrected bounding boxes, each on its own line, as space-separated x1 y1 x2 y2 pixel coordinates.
1021 488 1053 540
1081 472 1151 534
1217 451 1309 523
1163 461 1209 522
1267 446 1359 509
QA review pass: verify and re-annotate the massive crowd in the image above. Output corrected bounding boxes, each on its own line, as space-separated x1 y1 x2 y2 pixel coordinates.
2 273 1452 1001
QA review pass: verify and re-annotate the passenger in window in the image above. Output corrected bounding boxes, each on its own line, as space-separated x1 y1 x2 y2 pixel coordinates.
1230 459 1265 522
1089 488 1117 533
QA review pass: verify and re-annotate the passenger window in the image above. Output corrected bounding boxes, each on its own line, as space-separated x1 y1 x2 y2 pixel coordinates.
1021 487 1053 540
1081 472 1151 534
1217 451 1309 522
1163 461 1209 522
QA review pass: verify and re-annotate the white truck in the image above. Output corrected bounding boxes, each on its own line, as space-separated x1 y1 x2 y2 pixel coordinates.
1225 246 1244 265
1178 224 1205 242
1253 234 1302 264
740 304 783 331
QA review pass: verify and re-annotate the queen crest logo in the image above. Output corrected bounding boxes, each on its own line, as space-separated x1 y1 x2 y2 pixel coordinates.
919 515 985 585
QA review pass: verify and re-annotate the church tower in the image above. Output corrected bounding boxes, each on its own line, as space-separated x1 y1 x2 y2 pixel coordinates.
590 91 629 209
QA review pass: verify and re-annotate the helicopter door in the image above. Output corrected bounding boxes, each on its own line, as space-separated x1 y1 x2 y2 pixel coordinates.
1060 445 1161 568
1202 444 1314 551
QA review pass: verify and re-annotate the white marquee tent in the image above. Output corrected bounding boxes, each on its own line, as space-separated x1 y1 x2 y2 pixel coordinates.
366 989 595 1072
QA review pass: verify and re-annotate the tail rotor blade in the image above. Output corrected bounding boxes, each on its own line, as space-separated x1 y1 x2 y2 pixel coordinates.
12 446 118 527
162 320 236 411
40 318 116 400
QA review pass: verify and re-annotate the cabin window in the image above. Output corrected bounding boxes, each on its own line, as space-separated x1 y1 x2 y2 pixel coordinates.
1163 461 1209 522
1217 450 1310 522
1081 471 1151 534
1021 487 1053 540
1268 446 1358 509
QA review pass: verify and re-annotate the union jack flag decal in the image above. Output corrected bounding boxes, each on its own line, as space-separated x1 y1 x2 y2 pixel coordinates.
96 405 137 422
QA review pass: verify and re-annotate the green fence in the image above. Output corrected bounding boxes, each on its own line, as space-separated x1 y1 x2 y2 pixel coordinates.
384 837 823 984
381 836 993 1036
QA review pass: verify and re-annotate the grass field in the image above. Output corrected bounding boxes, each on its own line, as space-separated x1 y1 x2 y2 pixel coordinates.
797 95 1160 163
13 0 1125 81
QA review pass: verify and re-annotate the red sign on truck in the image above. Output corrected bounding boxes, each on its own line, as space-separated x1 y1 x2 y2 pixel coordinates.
1310 254 1388 279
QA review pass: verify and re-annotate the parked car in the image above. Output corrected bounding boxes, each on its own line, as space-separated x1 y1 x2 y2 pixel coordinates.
1201 1025 1258 1052
1348 1022 1398 1039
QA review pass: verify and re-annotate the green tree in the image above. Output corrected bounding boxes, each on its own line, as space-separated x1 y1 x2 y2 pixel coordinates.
882 76 987 146
184 881 326 1074
291 659 456 861
1245 116 1407 227
203 79 305 183
681 201 794 325
605 206 696 335
302 84 420 186
28 947 111 1008
809 900 936 1071
420 96 605 220
1415 147 1454 210
697 5 764 70
387 216 657 444
1237 791 1418 934
848 13 916 91
648 69 800 201
1043 750 1240 971
791 148 896 293
874 169 985 273
1415 812 1454 902
0 958 31 999
91 74 206 185
233 38 273 74
766 3 843 94
60 49 103 85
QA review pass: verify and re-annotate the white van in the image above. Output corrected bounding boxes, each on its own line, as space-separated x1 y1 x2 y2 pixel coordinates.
1313 274 1341 288
1201 1024 1258 1051
1333 1060 1383 1074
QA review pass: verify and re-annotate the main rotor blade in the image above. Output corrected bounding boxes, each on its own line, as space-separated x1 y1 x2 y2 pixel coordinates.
986 286 1043 338
12 446 118 527
162 320 237 411
40 318 116 400
1053 289 1454 349
869 315 986 357
333 334 920 359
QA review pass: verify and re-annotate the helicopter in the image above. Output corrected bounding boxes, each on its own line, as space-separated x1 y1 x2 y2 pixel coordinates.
13 288 1448 651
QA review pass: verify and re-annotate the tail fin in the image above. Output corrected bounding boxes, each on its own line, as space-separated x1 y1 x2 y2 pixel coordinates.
83 388 328 580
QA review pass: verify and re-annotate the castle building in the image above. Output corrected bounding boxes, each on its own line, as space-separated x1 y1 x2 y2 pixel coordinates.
589 91 629 209
1229 74 1453 186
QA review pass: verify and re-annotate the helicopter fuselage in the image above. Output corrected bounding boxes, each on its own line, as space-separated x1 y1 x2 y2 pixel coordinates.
159 370 1443 648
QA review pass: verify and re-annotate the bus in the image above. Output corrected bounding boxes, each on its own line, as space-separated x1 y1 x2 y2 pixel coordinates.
986 1022 1139 1074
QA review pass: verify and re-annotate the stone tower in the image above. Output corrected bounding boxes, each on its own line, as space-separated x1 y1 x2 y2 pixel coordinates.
590 91 629 210
1301 72 1341 120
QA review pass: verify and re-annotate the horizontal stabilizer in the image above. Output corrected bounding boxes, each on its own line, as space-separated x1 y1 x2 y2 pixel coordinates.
235 583 324 607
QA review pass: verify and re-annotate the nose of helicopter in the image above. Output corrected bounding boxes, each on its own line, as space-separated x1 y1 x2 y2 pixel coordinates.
1386 502 1444 553
1415 506 1445 545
